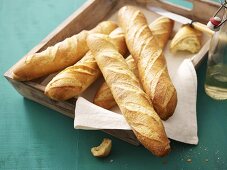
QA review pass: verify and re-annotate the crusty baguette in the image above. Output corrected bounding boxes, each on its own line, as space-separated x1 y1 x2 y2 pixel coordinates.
170 24 202 53
87 33 170 157
94 16 174 109
45 27 127 101
12 21 117 81
118 6 177 120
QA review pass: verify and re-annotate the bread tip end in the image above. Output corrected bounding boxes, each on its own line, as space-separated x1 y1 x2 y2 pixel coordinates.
11 71 24 81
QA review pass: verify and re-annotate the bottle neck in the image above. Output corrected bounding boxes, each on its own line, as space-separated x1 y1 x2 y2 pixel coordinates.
219 10 227 32
223 8 227 20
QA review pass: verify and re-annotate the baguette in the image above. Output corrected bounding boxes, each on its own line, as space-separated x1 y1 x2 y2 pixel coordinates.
87 33 170 157
118 6 177 120
12 21 117 81
94 16 174 109
45 27 127 101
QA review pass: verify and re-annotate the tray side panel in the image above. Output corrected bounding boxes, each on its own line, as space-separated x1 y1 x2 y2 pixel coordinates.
136 0 219 24
5 74 141 145
5 76 75 118
103 130 140 146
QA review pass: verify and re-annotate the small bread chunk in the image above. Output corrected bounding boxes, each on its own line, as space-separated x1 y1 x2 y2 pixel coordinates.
170 24 202 53
91 138 112 157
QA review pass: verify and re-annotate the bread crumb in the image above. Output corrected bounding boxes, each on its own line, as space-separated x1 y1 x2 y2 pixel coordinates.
91 138 112 157
186 158 192 163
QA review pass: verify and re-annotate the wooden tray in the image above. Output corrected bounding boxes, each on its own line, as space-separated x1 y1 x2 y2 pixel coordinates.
4 0 219 146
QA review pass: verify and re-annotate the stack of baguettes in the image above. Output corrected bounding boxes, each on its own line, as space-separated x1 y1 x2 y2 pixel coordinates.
11 6 178 157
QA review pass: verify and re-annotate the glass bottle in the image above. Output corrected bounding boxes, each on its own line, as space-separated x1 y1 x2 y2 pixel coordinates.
205 10 227 100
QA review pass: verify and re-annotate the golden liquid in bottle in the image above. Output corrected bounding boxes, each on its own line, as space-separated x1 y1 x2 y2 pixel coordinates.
205 32 227 100
205 64 227 100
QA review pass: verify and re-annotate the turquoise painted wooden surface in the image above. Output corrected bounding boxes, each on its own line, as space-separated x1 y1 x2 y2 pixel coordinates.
0 0 227 169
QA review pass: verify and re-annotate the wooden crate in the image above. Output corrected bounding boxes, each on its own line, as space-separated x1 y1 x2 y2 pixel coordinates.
4 0 219 145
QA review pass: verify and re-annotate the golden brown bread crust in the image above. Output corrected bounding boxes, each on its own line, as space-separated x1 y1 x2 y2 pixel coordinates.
170 24 202 53
12 21 117 81
87 33 170 157
150 16 174 49
94 16 174 110
118 6 177 120
93 55 138 109
44 51 100 100
45 28 127 101
94 55 139 109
